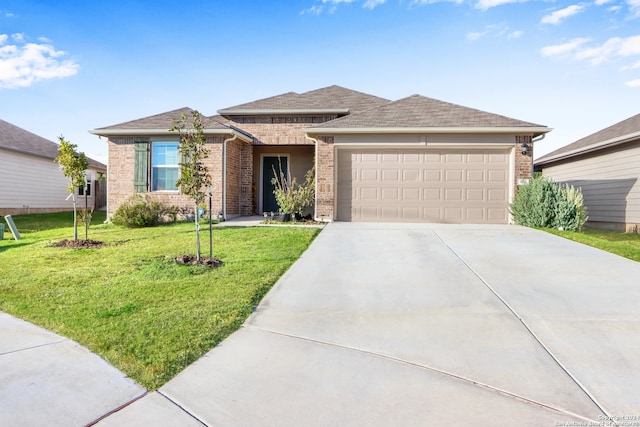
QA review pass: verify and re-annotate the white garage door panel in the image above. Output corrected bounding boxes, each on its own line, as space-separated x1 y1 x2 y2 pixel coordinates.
337 149 510 224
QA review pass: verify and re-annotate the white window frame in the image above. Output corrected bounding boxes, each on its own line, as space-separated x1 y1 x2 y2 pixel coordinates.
151 140 180 192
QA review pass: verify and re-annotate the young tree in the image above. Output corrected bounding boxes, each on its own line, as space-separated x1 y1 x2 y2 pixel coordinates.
170 110 212 262
55 136 89 240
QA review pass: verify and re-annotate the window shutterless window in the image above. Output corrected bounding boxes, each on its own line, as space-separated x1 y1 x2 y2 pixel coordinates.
151 142 179 191
78 182 91 196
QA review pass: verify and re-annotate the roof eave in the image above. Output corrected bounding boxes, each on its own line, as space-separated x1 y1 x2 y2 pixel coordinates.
218 108 350 116
0 145 55 161
535 130 640 166
305 126 552 136
89 128 253 142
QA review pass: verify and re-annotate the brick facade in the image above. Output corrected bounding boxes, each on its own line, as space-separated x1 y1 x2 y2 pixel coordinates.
515 135 534 193
106 136 226 217
315 136 334 220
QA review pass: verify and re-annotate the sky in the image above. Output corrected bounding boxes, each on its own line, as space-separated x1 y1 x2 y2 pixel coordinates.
1 0 638 165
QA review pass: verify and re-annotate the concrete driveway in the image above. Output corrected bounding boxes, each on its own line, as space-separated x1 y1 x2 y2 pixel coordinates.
99 223 639 425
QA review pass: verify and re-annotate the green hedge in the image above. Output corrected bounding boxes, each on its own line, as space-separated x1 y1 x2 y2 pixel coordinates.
510 176 588 231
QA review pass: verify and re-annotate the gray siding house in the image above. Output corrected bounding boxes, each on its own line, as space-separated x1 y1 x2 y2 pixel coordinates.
535 114 640 232
0 119 107 215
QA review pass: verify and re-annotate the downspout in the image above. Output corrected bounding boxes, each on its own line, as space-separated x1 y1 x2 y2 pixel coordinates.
222 133 239 221
304 133 322 222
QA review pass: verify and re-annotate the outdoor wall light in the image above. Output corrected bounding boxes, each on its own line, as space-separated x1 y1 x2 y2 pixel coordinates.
521 143 529 155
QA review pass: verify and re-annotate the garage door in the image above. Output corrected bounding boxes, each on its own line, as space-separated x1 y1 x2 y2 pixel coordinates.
336 149 511 223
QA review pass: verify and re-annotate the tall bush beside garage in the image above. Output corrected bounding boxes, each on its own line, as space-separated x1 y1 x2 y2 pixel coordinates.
510 175 588 231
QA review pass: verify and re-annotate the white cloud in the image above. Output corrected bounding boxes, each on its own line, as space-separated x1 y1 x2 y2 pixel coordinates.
594 0 613 5
541 5 585 25
467 31 487 41
625 78 640 86
364 0 386 8
467 24 523 41
0 36 79 89
541 37 590 57
620 59 640 70
574 35 640 64
628 0 640 15
474 0 524 10
411 0 464 4
300 5 324 14
12 33 24 42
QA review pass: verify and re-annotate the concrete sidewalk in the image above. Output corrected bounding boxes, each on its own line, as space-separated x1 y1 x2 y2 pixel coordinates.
96 223 640 426
0 312 145 426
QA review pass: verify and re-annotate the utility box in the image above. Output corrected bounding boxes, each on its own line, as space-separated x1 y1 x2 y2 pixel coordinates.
0 223 4 240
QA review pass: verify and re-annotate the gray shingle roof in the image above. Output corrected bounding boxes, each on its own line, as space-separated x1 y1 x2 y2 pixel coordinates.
309 94 547 130
535 113 640 165
93 107 228 132
218 85 390 115
0 119 106 169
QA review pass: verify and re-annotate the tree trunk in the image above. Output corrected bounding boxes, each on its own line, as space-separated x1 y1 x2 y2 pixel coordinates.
73 197 78 241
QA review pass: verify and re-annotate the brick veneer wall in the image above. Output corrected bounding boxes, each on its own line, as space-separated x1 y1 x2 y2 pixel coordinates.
515 135 534 193
225 139 242 216
315 136 334 220
106 136 225 218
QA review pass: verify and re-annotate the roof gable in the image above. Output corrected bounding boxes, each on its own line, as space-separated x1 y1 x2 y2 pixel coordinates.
309 94 546 130
218 85 390 115
93 107 228 131
536 113 640 164
0 119 106 169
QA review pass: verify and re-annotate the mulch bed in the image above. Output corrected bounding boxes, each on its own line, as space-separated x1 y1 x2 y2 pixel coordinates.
50 239 104 249
175 255 223 267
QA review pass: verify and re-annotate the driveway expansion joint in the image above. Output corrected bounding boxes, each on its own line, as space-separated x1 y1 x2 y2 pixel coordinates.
86 391 149 426
0 338 68 356
248 325 599 423
156 391 209 427
430 228 611 419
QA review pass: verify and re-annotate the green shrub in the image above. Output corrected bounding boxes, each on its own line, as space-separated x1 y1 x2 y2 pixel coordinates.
510 176 588 231
111 195 178 228
271 165 315 221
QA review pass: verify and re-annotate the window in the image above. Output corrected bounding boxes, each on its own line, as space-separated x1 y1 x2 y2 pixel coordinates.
151 142 179 191
78 182 91 196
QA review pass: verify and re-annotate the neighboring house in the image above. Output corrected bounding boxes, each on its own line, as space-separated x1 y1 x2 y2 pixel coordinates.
535 114 640 232
91 85 550 224
0 119 107 216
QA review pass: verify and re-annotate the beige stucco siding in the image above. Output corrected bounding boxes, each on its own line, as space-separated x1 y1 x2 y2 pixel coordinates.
541 141 640 225
0 149 100 215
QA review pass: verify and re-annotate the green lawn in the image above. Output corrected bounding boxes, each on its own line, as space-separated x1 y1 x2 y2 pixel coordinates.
0 212 320 390
543 227 640 262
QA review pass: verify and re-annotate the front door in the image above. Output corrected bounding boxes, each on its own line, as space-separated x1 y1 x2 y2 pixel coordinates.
262 156 288 214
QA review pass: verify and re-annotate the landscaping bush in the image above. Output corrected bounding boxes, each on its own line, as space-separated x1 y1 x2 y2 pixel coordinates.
271 165 315 221
510 175 588 231
111 194 178 228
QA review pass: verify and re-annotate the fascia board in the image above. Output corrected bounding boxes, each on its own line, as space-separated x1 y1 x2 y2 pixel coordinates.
535 130 640 166
305 127 552 135
89 128 251 142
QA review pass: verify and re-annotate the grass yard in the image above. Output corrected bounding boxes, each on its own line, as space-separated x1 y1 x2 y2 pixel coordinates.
0 212 320 390
544 227 640 262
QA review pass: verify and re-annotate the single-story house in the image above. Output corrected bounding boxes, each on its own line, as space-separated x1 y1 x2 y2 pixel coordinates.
535 113 640 232
91 85 550 224
0 119 107 216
